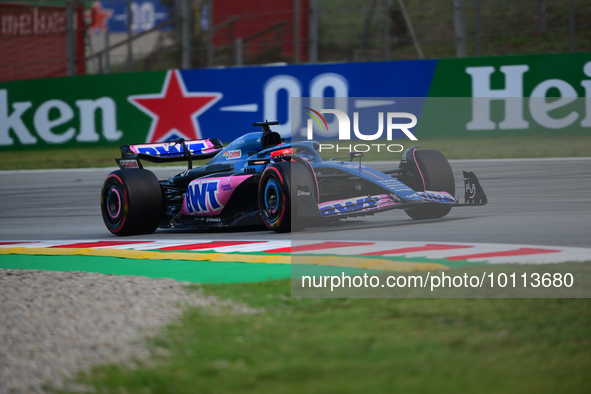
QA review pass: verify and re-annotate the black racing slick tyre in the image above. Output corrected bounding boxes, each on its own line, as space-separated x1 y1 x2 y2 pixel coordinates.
405 150 455 220
258 161 318 233
258 163 292 233
101 169 164 236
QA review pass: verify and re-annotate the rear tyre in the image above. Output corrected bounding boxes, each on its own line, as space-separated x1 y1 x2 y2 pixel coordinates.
101 169 164 235
405 150 455 220
259 163 291 233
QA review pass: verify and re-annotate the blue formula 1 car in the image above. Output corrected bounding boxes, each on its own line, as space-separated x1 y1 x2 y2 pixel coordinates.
100 121 487 235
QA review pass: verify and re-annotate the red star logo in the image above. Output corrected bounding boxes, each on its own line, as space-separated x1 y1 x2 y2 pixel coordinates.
128 70 223 142
86 2 113 34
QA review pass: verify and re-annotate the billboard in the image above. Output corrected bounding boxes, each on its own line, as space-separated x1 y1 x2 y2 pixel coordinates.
418 52 591 137
0 60 436 149
87 0 172 34
0 52 590 150
0 3 85 82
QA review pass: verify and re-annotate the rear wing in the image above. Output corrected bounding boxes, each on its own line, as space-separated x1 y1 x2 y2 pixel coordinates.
116 138 223 170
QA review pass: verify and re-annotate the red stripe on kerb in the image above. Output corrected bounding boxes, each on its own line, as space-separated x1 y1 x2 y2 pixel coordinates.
51 241 154 248
160 241 265 251
0 241 38 245
362 244 473 256
266 242 374 254
446 248 561 261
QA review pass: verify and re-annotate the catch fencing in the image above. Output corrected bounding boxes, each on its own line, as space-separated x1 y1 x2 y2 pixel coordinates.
0 0 590 81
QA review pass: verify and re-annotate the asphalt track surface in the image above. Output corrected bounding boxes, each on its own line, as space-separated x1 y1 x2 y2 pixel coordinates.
0 158 590 248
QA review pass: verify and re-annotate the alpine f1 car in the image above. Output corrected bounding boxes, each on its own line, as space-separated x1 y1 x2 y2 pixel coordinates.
101 121 487 235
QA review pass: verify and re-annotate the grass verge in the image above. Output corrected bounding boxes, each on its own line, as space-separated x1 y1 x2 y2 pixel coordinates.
62 264 591 394
2 135 590 171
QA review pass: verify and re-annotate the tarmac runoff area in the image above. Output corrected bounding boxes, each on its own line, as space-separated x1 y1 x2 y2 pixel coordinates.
0 157 590 283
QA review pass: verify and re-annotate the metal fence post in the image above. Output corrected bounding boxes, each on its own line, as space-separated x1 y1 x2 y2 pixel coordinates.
105 29 110 73
539 0 546 33
126 0 133 72
181 0 192 69
569 0 575 52
235 38 243 66
66 0 75 76
453 0 466 57
356 0 377 62
384 0 390 60
207 0 213 67
475 0 481 56
309 0 318 63
294 0 300 63
397 0 423 59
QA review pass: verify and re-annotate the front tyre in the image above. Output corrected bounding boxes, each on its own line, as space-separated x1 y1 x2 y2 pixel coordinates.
101 169 164 236
405 150 455 220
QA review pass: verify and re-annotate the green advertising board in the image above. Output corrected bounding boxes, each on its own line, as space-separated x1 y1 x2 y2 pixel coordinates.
0 71 167 151
419 53 591 137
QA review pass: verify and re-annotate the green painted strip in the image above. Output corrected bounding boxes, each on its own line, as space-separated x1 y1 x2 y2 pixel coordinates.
0 255 384 284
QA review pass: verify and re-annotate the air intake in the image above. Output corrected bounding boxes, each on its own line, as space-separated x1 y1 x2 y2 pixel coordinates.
261 131 281 148
205 163 234 174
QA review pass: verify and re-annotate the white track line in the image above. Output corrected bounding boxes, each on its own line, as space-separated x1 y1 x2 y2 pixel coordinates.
2 240 590 265
0 166 188 175
1 158 590 175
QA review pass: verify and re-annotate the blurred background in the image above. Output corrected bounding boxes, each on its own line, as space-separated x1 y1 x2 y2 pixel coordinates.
1 0 590 82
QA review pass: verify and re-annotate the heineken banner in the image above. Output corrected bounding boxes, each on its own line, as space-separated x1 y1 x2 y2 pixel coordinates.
418 53 591 138
1 52 590 150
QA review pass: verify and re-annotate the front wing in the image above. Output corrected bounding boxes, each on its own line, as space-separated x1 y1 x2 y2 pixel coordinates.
316 171 487 218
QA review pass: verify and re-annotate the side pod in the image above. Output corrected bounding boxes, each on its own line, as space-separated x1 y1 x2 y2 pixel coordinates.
463 171 488 205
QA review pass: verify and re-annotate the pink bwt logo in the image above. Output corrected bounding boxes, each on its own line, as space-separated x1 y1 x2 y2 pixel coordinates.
182 175 252 216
